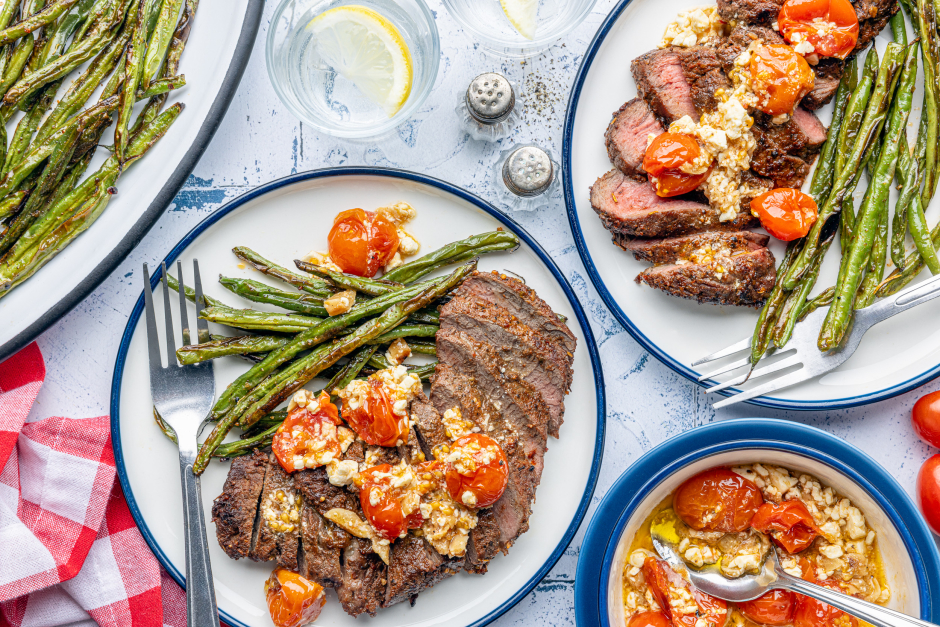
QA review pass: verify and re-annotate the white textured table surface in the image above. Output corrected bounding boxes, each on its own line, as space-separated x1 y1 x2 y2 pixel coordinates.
23 0 940 624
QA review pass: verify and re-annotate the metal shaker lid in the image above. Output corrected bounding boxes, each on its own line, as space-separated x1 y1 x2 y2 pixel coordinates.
466 72 515 124
502 145 554 197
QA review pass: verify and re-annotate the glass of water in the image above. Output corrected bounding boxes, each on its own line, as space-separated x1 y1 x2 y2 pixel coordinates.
266 0 440 138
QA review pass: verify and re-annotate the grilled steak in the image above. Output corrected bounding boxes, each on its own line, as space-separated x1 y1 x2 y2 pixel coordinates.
252 453 300 570
804 58 845 110
716 24 784 70
675 46 730 114
751 108 826 188
618 230 770 264
211 449 268 560
636 247 777 306
716 0 784 25
632 49 698 122
855 0 899 53
384 535 461 608
337 537 387 617
606 98 664 176
591 170 758 238
300 502 347 588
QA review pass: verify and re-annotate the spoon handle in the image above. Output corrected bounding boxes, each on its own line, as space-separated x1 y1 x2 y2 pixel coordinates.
778 573 936 627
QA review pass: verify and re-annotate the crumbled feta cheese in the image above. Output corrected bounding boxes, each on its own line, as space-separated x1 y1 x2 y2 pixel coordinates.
302 250 343 273
326 459 359 486
376 201 417 225
793 40 815 56
324 289 356 316
659 6 726 48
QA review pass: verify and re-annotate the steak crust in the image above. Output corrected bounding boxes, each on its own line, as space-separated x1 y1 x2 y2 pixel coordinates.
618 230 770 265
211 449 267 560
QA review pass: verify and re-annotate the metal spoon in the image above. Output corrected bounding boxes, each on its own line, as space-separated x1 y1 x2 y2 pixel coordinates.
650 531 936 627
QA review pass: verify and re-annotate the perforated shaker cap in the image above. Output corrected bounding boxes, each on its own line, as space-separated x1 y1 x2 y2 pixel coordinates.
466 72 515 124
502 146 554 197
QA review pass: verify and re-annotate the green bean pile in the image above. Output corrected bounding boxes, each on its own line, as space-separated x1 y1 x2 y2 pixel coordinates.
154 231 521 474
0 0 192 298
750 6 940 359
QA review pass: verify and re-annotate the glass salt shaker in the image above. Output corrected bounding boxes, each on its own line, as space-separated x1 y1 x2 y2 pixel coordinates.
493 144 561 212
456 72 520 141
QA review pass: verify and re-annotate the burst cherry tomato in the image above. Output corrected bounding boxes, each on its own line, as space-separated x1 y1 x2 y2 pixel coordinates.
264 568 326 627
917 454 940 535
674 467 765 532
751 188 818 241
271 392 342 473
327 208 399 277
443 433 509 508
628 611 672 627
751 499 821 553
778 0 860 59
739 590 797 626
341 378 408 447
643 132 712 197
750 44 815 115
793 563 859 627
358 464 424 540
912 391 940 448
642 557 728 627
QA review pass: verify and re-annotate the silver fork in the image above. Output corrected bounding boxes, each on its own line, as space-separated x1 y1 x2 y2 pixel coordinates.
142 260 219 627
693 271 940 409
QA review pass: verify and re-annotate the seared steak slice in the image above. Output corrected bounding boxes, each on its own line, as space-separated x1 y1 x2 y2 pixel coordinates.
804 58 844 110
617 230 770 264
716 24 784 69
717 0 784 25
211 449 268 560
854 0 898 53
632 49 698 122
251 453 301 569
751 108 826 188
383 535 460 607
412 397 448 459
636 248 777 307
294 466 353 516
301 501 348 588
791 107 827 147
466 510 502 573
338 537 387 617
591 170 758 238
675 46 730 114
606 98 664 176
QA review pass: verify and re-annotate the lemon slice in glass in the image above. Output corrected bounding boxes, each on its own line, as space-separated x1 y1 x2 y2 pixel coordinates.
500 0 538 40
307 5 413 117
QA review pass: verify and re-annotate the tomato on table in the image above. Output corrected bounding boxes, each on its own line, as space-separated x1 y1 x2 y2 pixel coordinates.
917 454 940 535
328 208 400 277
751 188 818 241
778 0 860 59
643 132 712 197
341 378 408 447
642 557 728 627
739 590 797 626
673 467 765 532
442 433 509 508
271 391 342 473
628 611 672 627
751 499 821 552
358 464 424 540
749 44 815 115
912 390 940 448
264 568 326 627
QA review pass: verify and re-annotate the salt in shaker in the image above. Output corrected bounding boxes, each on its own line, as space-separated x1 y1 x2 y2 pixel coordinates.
456 72 520 142
493 144 561 212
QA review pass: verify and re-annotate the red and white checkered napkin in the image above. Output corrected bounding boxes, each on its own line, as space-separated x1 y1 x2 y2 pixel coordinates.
0 343 187 627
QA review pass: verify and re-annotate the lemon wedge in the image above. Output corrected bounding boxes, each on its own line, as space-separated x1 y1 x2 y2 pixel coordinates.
307 5 413 117
499 0 538 40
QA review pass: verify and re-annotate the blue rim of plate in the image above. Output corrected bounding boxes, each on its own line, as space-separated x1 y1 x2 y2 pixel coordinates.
561 0 940 410
574 418 940 627
110 166 607 627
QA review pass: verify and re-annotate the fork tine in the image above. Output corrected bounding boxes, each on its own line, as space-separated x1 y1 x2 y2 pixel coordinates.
713 369 816 409
177 261 191 346
142 263 163 371
697 355 753 382
705 352 801 394
691 336 751 366
160 262 176 366
193 259 210 344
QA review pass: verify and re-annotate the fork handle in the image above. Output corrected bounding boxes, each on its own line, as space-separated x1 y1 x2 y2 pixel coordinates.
857 271 940 328
777 572 936 627
178 450 220 627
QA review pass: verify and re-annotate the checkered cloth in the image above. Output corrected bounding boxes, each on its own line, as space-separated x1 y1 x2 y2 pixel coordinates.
0 343 187 627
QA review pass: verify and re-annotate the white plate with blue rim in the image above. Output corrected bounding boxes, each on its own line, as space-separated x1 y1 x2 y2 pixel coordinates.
110 167 605 627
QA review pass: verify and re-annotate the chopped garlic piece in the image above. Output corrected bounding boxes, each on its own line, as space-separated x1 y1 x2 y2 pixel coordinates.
324 289 356 316
385 338 411 365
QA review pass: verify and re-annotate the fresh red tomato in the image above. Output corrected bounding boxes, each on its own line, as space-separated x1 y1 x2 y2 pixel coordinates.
327 208 400 277
443 433 509 508
751 499 821 553
739 590 797 626
358 464 423 540
341 378 408 447
628 611 672 627
643 132 712 197
778 0 860 59
271 392 342 473
751 188 818 241
264 568 326 627
917 454 940 535
642 557 728 627
674 467 765 532
793 563 859 627
912 391 940 449
750 44 816 115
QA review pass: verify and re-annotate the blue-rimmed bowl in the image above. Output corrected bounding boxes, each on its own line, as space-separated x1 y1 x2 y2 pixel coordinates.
575 419 940 627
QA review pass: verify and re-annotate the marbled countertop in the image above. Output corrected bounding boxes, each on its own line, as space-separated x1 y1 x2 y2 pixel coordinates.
24 0 940 623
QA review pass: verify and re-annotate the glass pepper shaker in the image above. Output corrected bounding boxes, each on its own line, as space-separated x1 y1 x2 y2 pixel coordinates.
493 144 561 212
456 72 520 142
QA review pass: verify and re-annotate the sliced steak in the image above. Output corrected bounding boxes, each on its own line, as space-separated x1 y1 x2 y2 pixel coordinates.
294 466 354 516
636 248 777 307
337 537 387 617
591 169 758 238
751 108 826 188
791 107 827 147
717 0 784 25
251 454 301 570
383 535 460 607
804 58 844 110
716 24 784 69
632 49 698 122
605 98 664 176
617 230 770 264
466 510 502 573
300 502 348 588
854 0 899 53
675 46 730 114
412 397 448 460
211 449 268 560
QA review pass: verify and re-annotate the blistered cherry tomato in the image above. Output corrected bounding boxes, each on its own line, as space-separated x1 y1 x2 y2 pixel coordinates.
341 378 408 447
751 188 818 241
751 499 821 553
917 454 940 535
271 392 342 474
628 611 672 627
778 0 860 59
643 557 728 627
739 590 797 626
358 464 424 540
328 208 399 277
750 44 815 115
443 433 509 508
264 568 326 627
643 132 712 197
793 563 859 627
912 391 940 448
674 467 765 532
